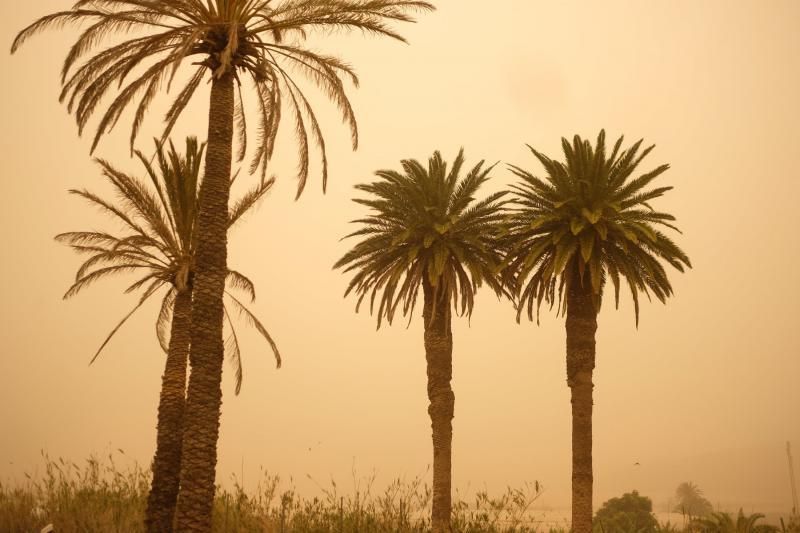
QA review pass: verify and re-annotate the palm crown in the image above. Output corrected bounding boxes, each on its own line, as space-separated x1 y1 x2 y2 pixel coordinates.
502 131 691 324
12 0 433 196
334 150 507 328
57 137 279 392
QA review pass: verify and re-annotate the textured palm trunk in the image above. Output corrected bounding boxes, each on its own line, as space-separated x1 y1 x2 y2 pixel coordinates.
144 287 192 533
422 279 454 533
565 273 598 533
174 72 234 532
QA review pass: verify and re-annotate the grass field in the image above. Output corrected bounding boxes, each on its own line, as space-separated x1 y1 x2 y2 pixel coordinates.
1 454 797 532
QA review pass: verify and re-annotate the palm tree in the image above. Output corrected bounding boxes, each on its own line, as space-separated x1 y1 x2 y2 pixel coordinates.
334 150 506 533
57 137 280 532
501 131 691 533
689 510 779 533
674 481 714 519
13 2 432 528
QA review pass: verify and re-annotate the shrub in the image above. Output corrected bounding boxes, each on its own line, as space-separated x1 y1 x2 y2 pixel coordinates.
594 490 659 533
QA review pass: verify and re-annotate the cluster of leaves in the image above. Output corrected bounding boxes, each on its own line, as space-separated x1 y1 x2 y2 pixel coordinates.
501 131 691 325
335 149 508 328
57 136 280 392
687 510 779 533
11 0 434 197
338 131 692 333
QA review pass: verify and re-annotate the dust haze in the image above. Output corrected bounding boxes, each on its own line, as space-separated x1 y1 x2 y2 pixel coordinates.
1 0 798 515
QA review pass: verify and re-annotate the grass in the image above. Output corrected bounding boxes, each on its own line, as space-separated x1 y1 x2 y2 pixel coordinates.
0 452 148 533
0 453 554 533
2 453 798 532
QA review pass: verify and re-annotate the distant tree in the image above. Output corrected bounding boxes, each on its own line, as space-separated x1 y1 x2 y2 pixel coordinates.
674 482 713 518
689 510 779 533
594 490 659 533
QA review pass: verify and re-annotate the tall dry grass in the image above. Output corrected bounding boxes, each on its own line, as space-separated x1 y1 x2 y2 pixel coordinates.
0 453 553 532
4 453 796 532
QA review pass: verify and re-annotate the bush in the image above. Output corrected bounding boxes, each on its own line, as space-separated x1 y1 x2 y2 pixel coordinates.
594 490 659 533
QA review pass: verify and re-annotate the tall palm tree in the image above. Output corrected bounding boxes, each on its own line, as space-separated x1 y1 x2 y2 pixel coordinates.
58 137 280 532
501 131 691 533
334 150 506 533
13 2 432 528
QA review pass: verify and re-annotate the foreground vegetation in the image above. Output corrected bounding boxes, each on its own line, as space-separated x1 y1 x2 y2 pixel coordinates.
0 454 548 533
2 455 797 533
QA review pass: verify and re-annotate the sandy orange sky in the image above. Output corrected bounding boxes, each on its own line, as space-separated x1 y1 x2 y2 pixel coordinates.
1 0 798 514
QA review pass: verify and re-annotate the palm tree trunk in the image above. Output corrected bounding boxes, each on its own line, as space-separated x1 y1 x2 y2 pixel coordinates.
422 279 454 533
174 71 234 532
145 287 192 533
565 273 598 533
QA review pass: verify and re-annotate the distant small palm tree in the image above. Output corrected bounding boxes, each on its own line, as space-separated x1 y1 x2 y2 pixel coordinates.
674 481 714 518
335 150 507 533
502 131 691 533
689 510 779 533
57 137 280 532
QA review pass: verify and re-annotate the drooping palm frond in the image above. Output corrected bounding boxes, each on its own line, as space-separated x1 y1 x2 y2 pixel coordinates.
59 136 280 390
335 149 508 329
501 130 692 325
229 176 276 228
12 0 434 197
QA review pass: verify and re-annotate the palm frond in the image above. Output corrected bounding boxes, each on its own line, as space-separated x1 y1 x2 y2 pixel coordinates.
226 291 282 369
229 176 275 228
223 305 244 395
88 278 164 365
156 286 177 353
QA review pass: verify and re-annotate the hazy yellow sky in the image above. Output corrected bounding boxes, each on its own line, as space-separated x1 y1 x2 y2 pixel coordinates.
1 0 799 514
